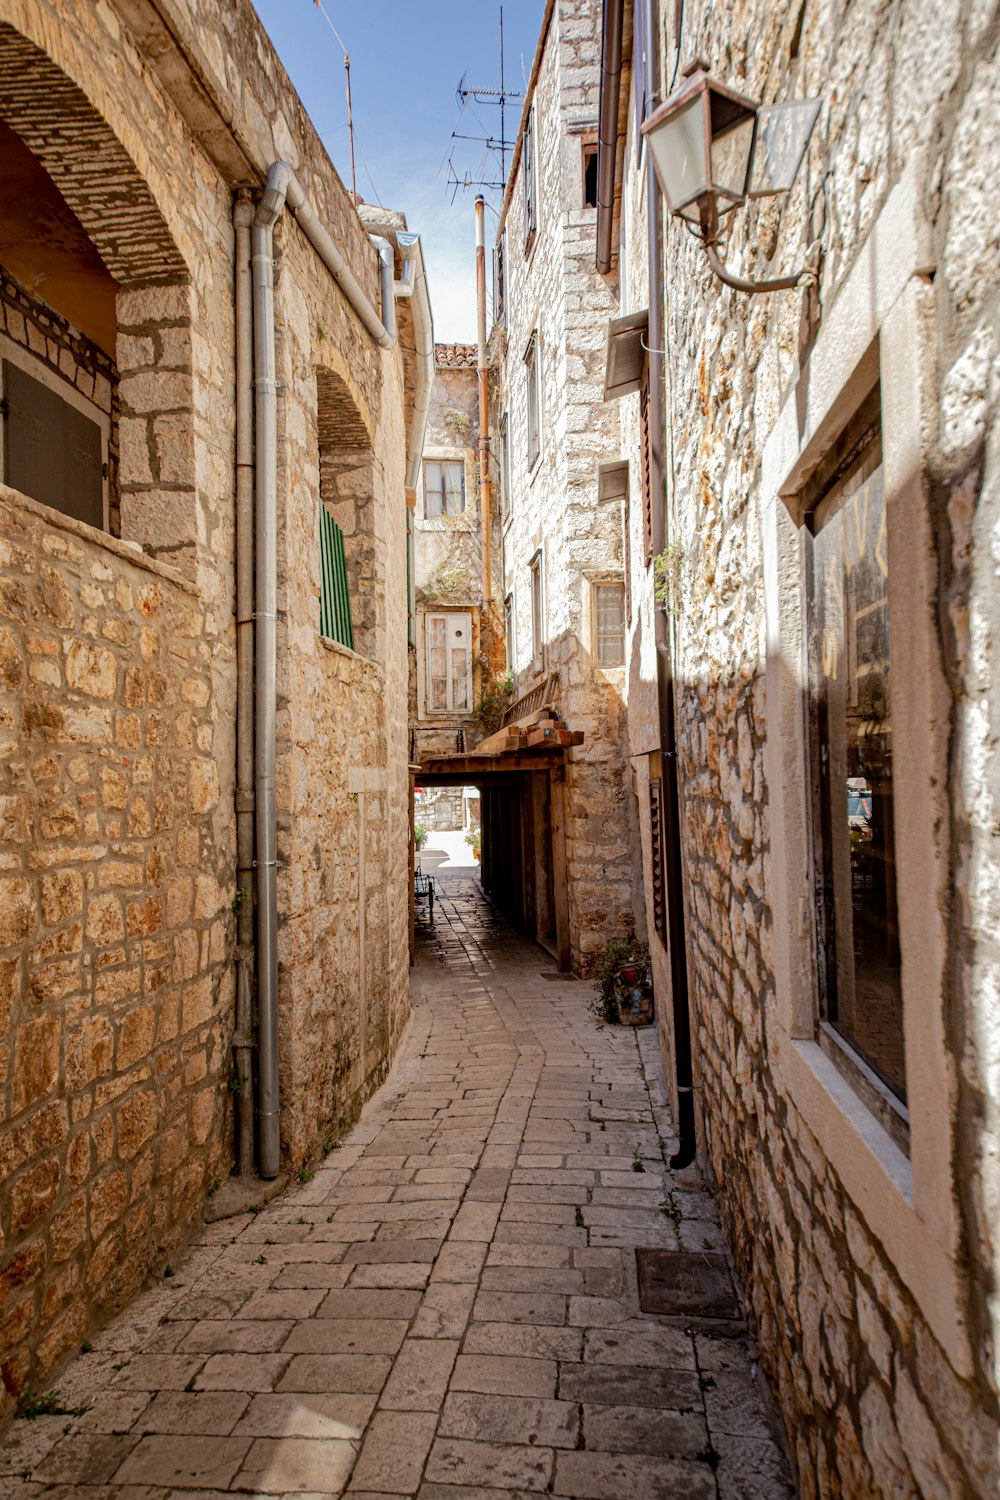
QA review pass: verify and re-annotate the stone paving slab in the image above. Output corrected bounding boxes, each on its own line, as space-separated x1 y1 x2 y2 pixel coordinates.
4 873 792 1498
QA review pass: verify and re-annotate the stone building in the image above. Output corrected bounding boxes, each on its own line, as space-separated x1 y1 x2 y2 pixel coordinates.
491 0 640 973
0 0 421 1417
599 0 1000 1493
410 342 489 769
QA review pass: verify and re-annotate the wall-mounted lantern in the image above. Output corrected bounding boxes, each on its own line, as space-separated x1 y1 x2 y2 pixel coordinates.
642 60 820 294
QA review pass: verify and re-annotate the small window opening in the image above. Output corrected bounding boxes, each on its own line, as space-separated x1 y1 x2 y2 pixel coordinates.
583 143 599 208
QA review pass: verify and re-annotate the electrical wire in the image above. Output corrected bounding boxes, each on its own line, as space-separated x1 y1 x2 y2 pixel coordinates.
668 0 685 94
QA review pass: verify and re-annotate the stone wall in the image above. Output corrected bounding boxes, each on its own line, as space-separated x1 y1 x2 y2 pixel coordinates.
496 0 640 972
617 0 1000 1492
0 488 231 1411
0 0 411 1418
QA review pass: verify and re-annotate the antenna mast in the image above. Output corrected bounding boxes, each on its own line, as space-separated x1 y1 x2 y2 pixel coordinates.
443 5 522 202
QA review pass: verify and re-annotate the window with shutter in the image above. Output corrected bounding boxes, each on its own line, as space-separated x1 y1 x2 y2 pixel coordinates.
523 108 538 251
424 459 466 518
319 503 354 650
425 611 473 715
623 471 632 625
639 369 653 564
649 779 667 942
1 354 106 530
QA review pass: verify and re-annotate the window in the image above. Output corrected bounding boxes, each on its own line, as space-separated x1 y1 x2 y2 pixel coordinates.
525 332 541 470
319 503 353 650
523 107 538 250
0 344 107 530
424 459 466 518
582 142 599 208
805 396 905 1108
594 583 625 667
504 592 514 672
500 414 511 519
425 610 472 714
494 233 506 326
623 472 633 625
529 551 544 672
639 365 653 563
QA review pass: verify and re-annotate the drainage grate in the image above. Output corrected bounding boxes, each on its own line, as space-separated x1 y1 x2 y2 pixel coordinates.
541 972 578 981
636 1249 742 1320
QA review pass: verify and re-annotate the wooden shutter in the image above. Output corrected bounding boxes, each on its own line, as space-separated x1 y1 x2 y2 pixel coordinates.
3 360 103 529
639 369 653 564
649 778 667 942
623 477 632 625
319 503 354 649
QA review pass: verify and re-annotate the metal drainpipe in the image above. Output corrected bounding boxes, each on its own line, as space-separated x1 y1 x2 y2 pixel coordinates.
232 196 255 1175
248 162 398 1178
643 0 697 1170
596 0 625 275
395 231 435 499
475 196 493 608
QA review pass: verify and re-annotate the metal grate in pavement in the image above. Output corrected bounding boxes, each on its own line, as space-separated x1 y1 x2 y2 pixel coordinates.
636 1248 742 1319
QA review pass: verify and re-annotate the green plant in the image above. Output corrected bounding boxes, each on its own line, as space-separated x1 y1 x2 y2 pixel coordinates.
184 1375 197 1393
473 670 514 734
230 885 249 915
464 826 481 857
591 936 651 1024
444 410 472 442
631 1142 646 1173
16 1389 85 1420
228 1064 242 1096
653 540 684 616
163 1265 174 1278
298 1165 314 1185
414 822 428 851
80 1340 92 1354
208 1176 221 1195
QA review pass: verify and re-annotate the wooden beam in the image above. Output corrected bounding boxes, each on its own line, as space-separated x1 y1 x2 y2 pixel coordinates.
550 769 571 972
414 752 565 784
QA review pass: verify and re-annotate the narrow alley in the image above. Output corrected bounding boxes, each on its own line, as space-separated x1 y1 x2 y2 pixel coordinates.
1 874 790 1500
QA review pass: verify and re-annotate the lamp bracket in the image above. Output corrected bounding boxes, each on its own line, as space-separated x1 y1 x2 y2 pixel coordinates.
704 238 818 295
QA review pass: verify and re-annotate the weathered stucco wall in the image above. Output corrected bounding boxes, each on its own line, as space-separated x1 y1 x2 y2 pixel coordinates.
618 0 1000 1492
498 0 639 972
0 0 411 1417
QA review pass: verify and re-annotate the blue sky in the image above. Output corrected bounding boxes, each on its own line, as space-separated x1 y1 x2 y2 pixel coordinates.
254 0 546 341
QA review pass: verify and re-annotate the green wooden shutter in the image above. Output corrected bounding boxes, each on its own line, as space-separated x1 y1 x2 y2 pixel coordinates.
318 504 354 650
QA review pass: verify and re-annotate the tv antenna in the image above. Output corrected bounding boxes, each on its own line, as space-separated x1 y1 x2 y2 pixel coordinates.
443 6 522 202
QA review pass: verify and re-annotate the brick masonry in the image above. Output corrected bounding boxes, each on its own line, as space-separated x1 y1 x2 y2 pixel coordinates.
0 0 412 1418
496 0 643 974
614 0 1000 1494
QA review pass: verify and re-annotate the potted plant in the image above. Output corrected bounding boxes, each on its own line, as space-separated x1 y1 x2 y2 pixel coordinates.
591 937 652 1025
414 822 428 852
464 826 481 862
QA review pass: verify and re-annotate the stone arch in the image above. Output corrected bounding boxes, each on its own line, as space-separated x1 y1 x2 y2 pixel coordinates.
317 366 381 660
0 23 187 288
0 22 197 572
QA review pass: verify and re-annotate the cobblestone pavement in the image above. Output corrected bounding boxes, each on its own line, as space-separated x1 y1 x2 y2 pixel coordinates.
2 874 792 1499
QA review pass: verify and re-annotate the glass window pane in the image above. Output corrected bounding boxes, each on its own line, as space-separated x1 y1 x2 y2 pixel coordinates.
427 616 448 711
424 462 444 517
443 461 465 515
451 647 468 710
596 583 625 667
809 433 904 1102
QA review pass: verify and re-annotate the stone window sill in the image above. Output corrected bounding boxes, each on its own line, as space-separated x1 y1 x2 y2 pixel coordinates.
0 484 198 596
318 631 383 676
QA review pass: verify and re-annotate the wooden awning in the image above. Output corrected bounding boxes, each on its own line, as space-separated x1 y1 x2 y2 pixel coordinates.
413 705 583 786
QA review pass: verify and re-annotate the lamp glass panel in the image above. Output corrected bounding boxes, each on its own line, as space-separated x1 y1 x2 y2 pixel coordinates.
648 94 709 213
709 115 755 202
748 99 821 196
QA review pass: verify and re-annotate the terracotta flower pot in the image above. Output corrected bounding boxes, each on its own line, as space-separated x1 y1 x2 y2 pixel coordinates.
619 962 641 985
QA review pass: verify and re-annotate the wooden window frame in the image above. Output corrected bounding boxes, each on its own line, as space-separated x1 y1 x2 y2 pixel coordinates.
523 107 538 253
594 581 626 668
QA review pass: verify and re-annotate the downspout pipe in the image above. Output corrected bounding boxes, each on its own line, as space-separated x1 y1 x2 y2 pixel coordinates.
396 230 435 500
596 0 625 275
232 196 255 1176
643 0 697 1170
249 162 397 1178
475 196 493 607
